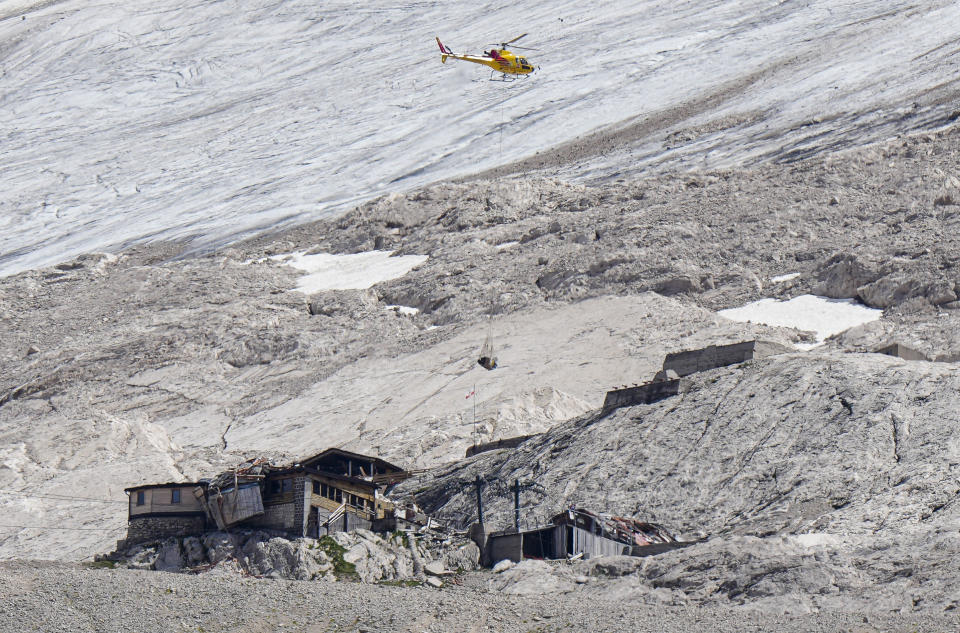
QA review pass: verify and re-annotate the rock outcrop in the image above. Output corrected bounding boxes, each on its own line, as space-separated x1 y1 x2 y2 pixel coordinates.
112 529 478 583
404 352 960 611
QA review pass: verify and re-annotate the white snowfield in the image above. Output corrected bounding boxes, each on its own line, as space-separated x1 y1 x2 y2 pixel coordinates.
2 1 960 276
266 250 428 292
719 294 882 348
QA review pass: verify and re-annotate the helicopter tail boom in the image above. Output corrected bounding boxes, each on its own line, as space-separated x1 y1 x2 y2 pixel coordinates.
436 37 454 56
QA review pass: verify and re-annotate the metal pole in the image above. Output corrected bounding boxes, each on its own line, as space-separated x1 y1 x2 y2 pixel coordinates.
473 383 477 447
513 479 520 531
475 475 484 526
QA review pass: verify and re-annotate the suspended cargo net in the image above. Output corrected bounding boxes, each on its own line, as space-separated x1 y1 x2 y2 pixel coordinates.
477 332 497 370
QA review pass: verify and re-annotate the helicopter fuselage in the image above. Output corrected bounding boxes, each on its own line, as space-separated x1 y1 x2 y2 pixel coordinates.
441 48 535 75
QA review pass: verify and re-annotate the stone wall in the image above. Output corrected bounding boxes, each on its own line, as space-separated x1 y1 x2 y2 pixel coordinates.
602 379 680 413
465 434 539 457
123 514 206 548
245 501 299 532
293 476 309 538
244 476 311 537
874 342 930 361
662 340 791 377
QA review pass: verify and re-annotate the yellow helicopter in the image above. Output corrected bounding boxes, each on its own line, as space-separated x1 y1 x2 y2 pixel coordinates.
436 34 539 81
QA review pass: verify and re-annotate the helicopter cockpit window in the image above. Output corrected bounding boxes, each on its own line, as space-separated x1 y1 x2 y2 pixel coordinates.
519 58 528 65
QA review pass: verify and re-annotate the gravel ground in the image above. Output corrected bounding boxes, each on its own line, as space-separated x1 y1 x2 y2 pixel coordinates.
1 560 955 633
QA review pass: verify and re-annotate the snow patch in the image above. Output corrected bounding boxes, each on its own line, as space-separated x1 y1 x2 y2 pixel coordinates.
718 294 882 349
791 533 845 548
267 250 428 293
495 241 520 250
770 272 801 283
386 304 419 316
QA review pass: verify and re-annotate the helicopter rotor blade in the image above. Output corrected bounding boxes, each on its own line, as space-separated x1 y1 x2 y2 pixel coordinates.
509 44 540 51
489 34 530 49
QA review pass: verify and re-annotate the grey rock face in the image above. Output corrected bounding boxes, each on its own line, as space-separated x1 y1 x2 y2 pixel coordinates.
124 545 159 570
857 273 957 308
201 532 238 565
407 352 960 610
182 536 205 567
813 254 880 299
111 529 472 584
490 560 577 595
442 541 481 572
154 539 183 572
589 556 645 578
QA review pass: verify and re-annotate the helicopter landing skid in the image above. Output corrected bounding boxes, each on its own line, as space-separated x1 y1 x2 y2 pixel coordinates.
489 72 530 82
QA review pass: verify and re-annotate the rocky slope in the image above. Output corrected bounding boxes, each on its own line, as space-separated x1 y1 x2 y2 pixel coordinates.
404 351 960 612
0 117 959 619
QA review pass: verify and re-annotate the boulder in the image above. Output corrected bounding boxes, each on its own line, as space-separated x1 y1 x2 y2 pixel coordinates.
219 333 300 367
290 540 327 581
182 536 206 567
442 541 481 571
490 559 576 595
654 275 701 296
124 545 159 570
240 535 326 580
925 279 958 305
424 560 450 576
339 532 411 583
535 269 578 292
308 289 379 317
493 559 515 573
202 532 238 565
589 555 644 577
154 539 183 572
857 274 957 308
813 254 880 299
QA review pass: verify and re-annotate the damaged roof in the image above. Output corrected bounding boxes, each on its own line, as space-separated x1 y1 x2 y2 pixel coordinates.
124 481 204 493
299 447 405 474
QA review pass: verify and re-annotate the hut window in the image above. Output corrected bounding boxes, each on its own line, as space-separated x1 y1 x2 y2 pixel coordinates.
171 489 181 504
321 484 339 502
312 481 320 495
271 478 293 494
136 491 144 506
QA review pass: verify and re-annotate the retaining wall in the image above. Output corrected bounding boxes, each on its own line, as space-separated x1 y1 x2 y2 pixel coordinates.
123 514 206 547
662 340 791 377
602 379 681 412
